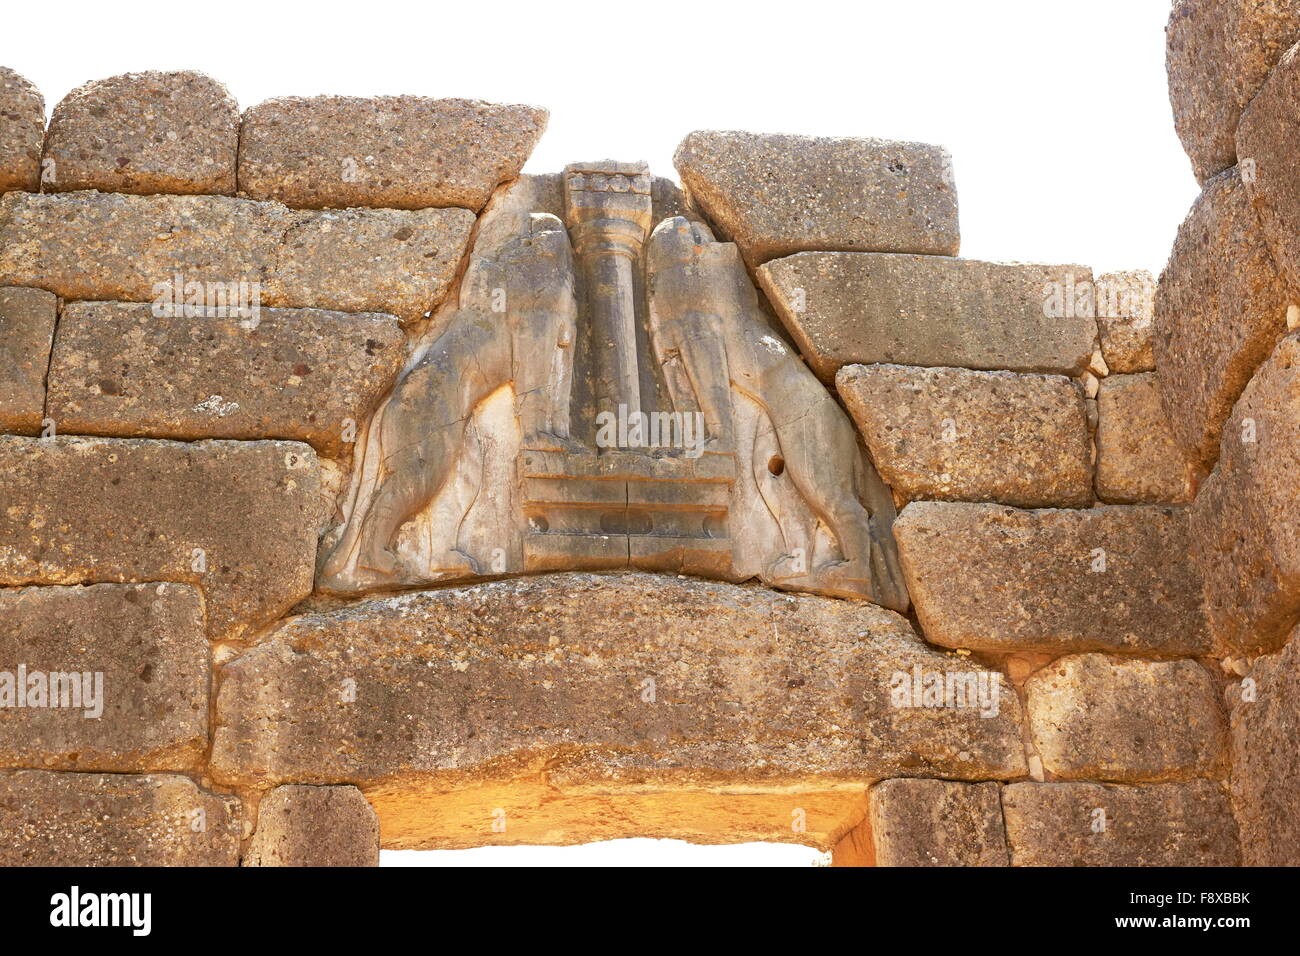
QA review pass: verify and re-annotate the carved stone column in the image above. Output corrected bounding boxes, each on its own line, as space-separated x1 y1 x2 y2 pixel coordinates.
564 161 654 432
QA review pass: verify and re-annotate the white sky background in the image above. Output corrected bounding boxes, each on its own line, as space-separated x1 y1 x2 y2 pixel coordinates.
3 0 1194 866
9 0 1194 275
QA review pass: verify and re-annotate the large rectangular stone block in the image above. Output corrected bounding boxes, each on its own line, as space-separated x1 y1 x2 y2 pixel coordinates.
1229 627 1300 865
239 96 547 211
867 779 1008 866
0 191 474 326
0 583 208 772
212 573 1026 850
674 130 959 268
1153 168 1291 468
0 436 320 642
0 287 57 435
758 253 1097 384
894 502 1210 656
0 771 240 866
1167 0 1300 183
43 71 239 196
1095 372 1197 504
244 785 379 867
1002 781 1239 866
1026 655 1227 783
837 364 1092 508
0 68 43 194
267 205 476 325
47 302 405 456
1191 331 1300 655
0 191 288 302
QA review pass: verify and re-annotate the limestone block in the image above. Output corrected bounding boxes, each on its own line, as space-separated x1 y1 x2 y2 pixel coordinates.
1167 0 1300 183
1229 626 1300 865
212 573 1027 849
867 779 1008 866
758 253 1097 384
837 364 1093 508
1238 37 1300 296
267 205 475 325
1095 373 1197 503
893 502 1210 656
674 130 959 268
0 771 240 866
0 191 290 302
1153 168 1291 468
244 785 379 867
1025 655 1227 783
1191 331 1300 655
0 583 208 771
0 191 474 326
0 436 320 642
0 67 43 193
1094 270 1155 373
0 286 57 434
43 71 238 195
47 302 405 456
239 96 547 211
1002 780 1239 866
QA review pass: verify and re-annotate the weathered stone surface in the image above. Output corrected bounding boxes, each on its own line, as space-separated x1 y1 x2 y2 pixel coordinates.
1191 331 1300 655
1229 627 1300 865
212 573 1026 849
0 583 208 772
43 71 238 196
0 191 474 326
1167 0 1300 183
1238 37 1300 296
674 131 959 268
267 205 475 325
0 770 240 866
759 253 1097 384
244 785 379 867
0 67 43 194
47 302 405 456
239 96 547 211
894 502 1210 655
1095 373 1197 503
837 364 1092 508
0 286 57 434
1095 270 1156 373
867 779 1008 866
1026 655 1227 783
0 436 320 642
1153 168 1291 468
1002 780 1239 866
0 191 288 302
321 195 909 610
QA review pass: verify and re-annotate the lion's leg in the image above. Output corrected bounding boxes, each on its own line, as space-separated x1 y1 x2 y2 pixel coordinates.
774 392 876 570
516 304 579 450
326 323 503 583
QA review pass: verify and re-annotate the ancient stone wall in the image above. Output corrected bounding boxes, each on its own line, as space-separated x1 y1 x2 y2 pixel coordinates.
0 8 1293 865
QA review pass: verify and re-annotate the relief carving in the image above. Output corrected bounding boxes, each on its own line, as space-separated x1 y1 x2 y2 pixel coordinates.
319 162 909 612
